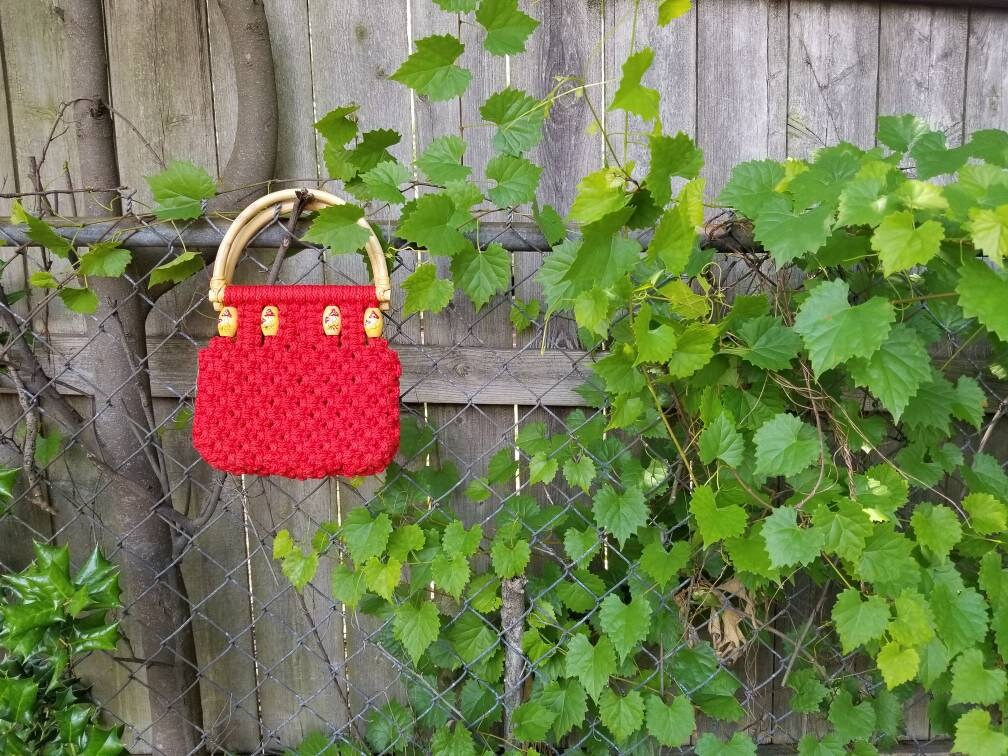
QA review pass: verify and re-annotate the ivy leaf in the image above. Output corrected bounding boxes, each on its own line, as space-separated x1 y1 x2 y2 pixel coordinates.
848 325 931 421
485 154 541 206
609 48 659 121
391 34 470 101
694 732 757 756
78 242 131 278
762 506 825 568
480 87 547 155
569 168 631 225
361 161 410 204
392 600 440 664
870 210 944 277
417 135 471 184
598 593 651 662
451 242 510 310
149 250 204 286
690 485 746 546
793 279 895 376
949 649 1007 705
402 263 454 316
592 485 647 547
876 642 919 689
10 201 74 257
511 700 557 741
599 689 645 743
752 198 834 266
698 413 745 467
954 709 1008 756
397 194 470 255
753 413 820 479
646 694 694 747
341 509 393 564
736 315 802 371
717 160 785 219
657 0 693 25
565 634 616 702
490 536 530 578
303 204 373 253
957 258 1008 341
639 539 689 589
146 160 216 220
475 0 539 55
832 588 890 653
59 287 99 315
967 204 1008 266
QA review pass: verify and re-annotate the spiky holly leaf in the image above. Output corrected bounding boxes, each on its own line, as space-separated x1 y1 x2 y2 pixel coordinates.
479 87 547 155
303 204 373 253
146 160 216 220
794 279 895 376
475 0 539 55
957 258 1008 341
870 210 944 277
393 600 440 663
391 34 470 101
78 242 132 278
485 154 541 206
609 48 659 121
451 242 510 310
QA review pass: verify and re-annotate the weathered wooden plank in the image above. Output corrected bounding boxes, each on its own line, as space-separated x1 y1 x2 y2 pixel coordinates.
697 0 789 200
964 8 1008 133
877 3 969 141
787 1 879 156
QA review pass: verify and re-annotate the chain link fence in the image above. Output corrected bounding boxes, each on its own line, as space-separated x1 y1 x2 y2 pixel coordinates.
0 203 991 754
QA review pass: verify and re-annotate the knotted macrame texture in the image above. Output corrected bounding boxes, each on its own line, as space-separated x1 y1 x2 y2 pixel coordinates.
193 285 401 479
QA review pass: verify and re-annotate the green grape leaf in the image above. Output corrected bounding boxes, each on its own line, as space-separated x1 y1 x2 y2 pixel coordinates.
341 509 393 564
599 593 651 662
957 258 1008 341
952 376 987 429
753 413 820 479
78 242 132 278
490 536 530 578
910 504 962 560
717 160 785 219
539 679 588 739
888 589 936 648
433 0 479 9
431 553 470 599
954 709 1008 756
564 526 600 568
848 325 931 421
349 129 402 174
592 485 648 547
832 588 889 653
640 539 689 589
964 492 1008 536
646 132 703 206
694 732 757 756
533 203 566 244
303 204 373 253
932 582 989 657
698 413 746 467
387 524 426 562
510 296 541 330
391 34 470 101
569 168 631 225
511 700 557 741
788 668 827 713
657 0 693 26
0 468 17 501
314 104 358 144
11 200 75 257
28 270 58 288
911 130 970 179
393 600 440 663
646 694 695 747
149 250 204 286
442 520 482 556
967 204 1008 266
877 642 919 689
58 287 99 314
827 690 876 744
431 723 477 756
451 242 510 310
562 209 641 291
397 194 470 255
565 634 616 702
762 506 824 568
950 649 1007 705
562 455 596 492
609 48 659 122
633 303 678 363
649 195 697 274
362 557 402 600
599 689 645 743
485 153 542 206
877 114 931 154
480 87 547 155
690 485 747 546
361 161 410 204
793 279 895 376
666 323 717 378
870 210 944 276
528 453 558 485
402 263 454 316
736 315 802 370
146 160 216 220
475 0 539 55
837 177 894 228
417 135 471 184
752 198 834 266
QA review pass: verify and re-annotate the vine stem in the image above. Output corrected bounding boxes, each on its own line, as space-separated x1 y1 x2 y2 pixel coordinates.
644 372 697 489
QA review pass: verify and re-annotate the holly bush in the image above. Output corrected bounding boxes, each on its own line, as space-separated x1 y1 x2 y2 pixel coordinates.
0 543 125 754
263 0 1008 753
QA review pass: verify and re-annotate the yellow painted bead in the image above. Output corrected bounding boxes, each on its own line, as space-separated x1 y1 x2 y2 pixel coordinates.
363 307 384 338
322 305 342 336
217 307 238 337
261 305 279 336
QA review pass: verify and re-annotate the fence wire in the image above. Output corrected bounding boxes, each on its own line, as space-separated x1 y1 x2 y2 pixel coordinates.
0 205 991 755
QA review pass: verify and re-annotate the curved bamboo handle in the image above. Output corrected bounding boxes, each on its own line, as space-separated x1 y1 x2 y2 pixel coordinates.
208 189 391 312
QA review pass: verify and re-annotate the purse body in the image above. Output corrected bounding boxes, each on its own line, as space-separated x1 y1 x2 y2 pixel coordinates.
193 284 401 479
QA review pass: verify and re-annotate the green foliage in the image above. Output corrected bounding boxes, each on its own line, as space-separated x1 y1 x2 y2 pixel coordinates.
146 160 216 220
0 543 125 753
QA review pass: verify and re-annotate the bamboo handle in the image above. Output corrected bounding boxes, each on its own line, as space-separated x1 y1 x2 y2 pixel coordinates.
208 189 391 312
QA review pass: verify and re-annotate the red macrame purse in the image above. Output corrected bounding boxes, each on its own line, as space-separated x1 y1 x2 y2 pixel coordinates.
192 189 400 479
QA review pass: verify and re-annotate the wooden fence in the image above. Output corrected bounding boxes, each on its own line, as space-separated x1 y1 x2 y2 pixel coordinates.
0 0 1006 752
